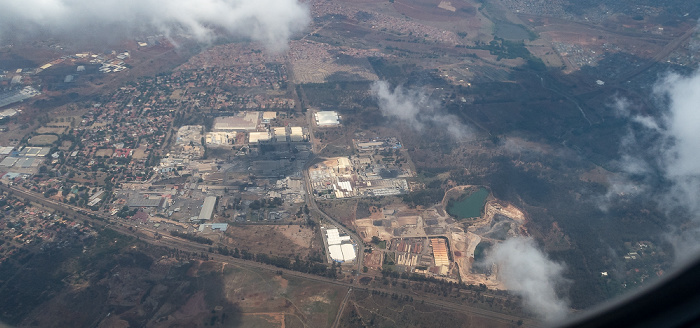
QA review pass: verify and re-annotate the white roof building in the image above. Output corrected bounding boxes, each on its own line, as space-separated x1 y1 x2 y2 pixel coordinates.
315 111 340 126
325 228 355 262
248 131 271 144
262 111 277 123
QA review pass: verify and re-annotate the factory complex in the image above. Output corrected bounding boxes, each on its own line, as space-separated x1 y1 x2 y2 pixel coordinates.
308 148 412 199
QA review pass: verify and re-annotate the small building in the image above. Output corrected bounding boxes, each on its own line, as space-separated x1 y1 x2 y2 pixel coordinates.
262 111 277 123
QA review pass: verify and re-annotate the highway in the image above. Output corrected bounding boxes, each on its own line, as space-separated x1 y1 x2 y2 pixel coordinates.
0 182 537 327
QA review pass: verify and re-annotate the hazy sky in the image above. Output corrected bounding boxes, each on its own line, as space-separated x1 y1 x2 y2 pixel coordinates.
0 0 310 51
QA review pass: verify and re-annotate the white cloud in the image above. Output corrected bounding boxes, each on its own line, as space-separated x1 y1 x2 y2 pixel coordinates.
370 80 472 140
485 237 570 322
0 0 310 51
653 71 700 193
610 68 700 262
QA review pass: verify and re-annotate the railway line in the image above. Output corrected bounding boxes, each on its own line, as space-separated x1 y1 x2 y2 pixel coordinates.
0 182 537 327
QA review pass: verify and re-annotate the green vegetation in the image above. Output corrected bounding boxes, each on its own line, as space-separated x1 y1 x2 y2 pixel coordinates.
402 188 445 208
371 236 387 249
447 188 488 219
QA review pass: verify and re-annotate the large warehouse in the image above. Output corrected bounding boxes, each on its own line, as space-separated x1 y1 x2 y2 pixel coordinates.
315 111 340 127
325 228 356 262
198 196 217 221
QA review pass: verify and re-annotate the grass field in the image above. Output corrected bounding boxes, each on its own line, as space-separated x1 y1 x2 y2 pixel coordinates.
28 134 58 146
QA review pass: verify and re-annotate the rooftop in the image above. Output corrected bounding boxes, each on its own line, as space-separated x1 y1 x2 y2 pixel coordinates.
315 111 340 126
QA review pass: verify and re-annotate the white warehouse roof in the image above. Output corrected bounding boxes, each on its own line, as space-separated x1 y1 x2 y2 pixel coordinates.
328 243 356 262
341 244 356 262
315 111 340 126
248 131 271 143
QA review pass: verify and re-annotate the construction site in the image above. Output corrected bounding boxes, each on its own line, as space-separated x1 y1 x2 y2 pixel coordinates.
355 186 528 287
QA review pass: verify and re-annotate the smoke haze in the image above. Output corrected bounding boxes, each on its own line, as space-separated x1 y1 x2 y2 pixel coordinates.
0 0 310 51
485 237 570 322
370 81 472 140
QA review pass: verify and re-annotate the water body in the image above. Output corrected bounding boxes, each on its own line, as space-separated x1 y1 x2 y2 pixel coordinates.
494 22 531 40
447 188 489 219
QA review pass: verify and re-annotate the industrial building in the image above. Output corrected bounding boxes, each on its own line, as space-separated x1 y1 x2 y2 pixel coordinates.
262 111 277 123
325 228 356 262
0 147 14 155
248 131 272 144
290 126 305 141
199 223 228 232
205 131 235 146
0 87 40 108
430 238 450 275
18 147 51 157
315 111 340 126
127 197 164 208
272 127 287 142
0 157 18 167
0 108 18 120
198 196 217 221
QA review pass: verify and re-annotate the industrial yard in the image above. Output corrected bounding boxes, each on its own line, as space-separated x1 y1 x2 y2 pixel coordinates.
308 136 412 199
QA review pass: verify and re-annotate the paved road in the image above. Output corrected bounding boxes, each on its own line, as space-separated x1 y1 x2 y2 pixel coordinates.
302 162 366 273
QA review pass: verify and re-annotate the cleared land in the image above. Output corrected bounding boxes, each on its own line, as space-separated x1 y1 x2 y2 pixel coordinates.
223 225 321 259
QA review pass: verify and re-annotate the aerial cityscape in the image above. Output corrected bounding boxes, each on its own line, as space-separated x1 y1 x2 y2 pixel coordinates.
0 0 699 327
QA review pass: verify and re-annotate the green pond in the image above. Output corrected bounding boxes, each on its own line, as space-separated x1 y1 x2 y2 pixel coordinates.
447 188 488 219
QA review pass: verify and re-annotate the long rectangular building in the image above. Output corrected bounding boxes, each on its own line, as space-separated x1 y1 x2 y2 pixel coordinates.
430 238 450 267
198 196 217 221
